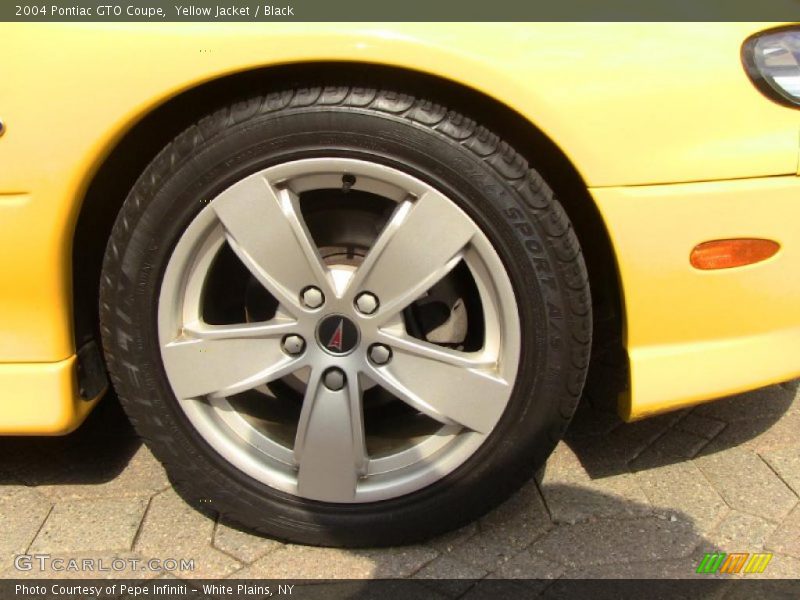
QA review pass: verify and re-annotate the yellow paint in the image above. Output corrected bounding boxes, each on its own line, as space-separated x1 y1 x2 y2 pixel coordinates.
0 357 101 434
592 176 800 419
0 22 799 431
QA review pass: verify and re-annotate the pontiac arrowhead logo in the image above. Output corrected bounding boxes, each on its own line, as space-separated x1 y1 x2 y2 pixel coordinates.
326 319 345 352
317 314 359 355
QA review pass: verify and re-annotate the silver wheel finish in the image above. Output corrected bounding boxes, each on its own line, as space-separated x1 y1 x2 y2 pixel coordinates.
157 158 521 503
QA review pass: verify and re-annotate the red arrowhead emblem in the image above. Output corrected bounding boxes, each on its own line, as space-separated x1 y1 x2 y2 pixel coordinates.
327 319 344 352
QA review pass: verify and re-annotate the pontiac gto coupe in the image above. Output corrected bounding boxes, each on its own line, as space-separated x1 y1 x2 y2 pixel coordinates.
1 22 798 545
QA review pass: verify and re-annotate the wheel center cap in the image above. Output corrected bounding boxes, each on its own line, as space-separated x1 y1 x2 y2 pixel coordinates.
316 314 360 356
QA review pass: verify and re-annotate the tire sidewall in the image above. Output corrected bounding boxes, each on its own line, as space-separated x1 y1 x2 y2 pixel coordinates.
101 101 588 546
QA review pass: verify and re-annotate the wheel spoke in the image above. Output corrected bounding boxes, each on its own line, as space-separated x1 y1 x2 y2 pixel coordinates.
182 319 296 340
294 370 366 502
213 174 330 313
349 190 476 319
366 350 509 434
375 330 496 370
161 325 303 399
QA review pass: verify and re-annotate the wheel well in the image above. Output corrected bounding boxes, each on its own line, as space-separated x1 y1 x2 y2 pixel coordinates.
73 62 626 404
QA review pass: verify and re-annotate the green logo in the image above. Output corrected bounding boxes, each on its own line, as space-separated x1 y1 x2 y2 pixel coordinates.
696 552 772 574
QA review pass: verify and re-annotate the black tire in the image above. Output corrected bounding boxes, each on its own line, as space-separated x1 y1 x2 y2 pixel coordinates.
99 87 591 547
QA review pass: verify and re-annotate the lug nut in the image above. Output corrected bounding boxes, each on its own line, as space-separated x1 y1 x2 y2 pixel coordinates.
354 292 379 315
301 286 325 309
281 335 306 355
368 344 392 365
322 368 346 391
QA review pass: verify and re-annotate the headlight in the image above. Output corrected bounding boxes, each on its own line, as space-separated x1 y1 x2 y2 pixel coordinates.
743 28 800 107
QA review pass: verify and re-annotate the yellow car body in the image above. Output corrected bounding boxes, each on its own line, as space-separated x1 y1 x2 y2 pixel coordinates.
1 22 799 433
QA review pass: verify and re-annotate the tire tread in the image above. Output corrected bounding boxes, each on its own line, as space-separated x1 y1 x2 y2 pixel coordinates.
100 86 591 546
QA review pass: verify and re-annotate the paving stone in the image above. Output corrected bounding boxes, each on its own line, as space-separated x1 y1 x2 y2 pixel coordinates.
696 418 772 455
561 437 630 476
3 379 800 582
30 497 147 553
694 385 794 422
213 519 283 564
676 413 726 440
32 445 170 501
493 549 564 579
447 480 551 570
356 546 439 578
446 533 522 573
477 480 552 546
560 556 719 579
708 510 776 551
745 412 800 454
428 522 478 554
695 448 797 522
529 516 702 567
702 412 800 455
3 432 138 481
740 554 800 580
413 554 486 579
633 461 727 533
135 488 241 578
647 429 709 459
540 444 651 524
413 555 486 597
760 447 800 496
0 438 72 480
0 476 33 497
0 486 52 557
233 544 437 579
766 505 800 559
568 411 686 466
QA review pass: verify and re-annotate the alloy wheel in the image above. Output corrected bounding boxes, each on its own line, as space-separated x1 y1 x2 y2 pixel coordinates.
157 158 521 503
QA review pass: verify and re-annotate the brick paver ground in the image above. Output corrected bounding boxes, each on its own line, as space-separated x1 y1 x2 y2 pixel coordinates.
1 380 798 585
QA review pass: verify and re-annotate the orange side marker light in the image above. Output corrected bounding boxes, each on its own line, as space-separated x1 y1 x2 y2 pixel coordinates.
690 239 780 270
